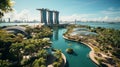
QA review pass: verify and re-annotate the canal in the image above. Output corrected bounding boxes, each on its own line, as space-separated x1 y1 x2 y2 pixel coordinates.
51 27 97 67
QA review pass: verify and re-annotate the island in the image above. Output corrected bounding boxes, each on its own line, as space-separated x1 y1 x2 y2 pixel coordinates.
66 48 74 54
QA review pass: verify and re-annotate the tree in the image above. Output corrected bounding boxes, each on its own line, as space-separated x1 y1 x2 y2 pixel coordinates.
37 49 48 58
0 60 12 67
53 50 62 59
24 43 36 56
52 62 61 67
32 57 46 67
66 48 74 54
14 33 24 43
0 0 14 18
9 43 23 64
0 30 16 61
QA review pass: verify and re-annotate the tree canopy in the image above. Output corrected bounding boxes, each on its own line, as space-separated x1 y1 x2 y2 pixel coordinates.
0 0 14 18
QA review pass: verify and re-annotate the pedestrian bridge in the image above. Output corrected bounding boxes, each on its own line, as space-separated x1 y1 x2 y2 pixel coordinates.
3 26 29 37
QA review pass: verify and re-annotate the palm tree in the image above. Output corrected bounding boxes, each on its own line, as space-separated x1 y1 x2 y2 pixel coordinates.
15 33 24 43
24 44 36 56
37 49 48 58
52 62 61 67
42 38 51 48
53 50 62 59
32 57 46 67
0 60 11 67
9 42 23 64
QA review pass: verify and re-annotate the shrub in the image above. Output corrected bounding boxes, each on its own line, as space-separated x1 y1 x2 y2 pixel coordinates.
66 48 74 54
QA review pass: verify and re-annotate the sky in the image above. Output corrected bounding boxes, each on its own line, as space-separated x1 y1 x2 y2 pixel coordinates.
3 0 120 22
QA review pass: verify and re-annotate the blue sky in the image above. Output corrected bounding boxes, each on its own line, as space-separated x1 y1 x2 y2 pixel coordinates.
4 0 120 22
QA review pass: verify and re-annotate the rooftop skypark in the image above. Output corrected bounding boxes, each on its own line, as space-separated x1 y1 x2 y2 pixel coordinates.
37 8 59 26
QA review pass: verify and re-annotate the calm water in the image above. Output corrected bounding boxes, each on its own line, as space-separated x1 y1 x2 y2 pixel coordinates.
0 22 120 30
51 28 96 67
77 22 120 30
0 22 40 27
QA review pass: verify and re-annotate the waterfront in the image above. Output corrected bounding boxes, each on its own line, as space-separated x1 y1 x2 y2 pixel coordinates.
77 22 120 30
0 22 120 30
51 28 96 67
0 22 120 67
0 22 40 27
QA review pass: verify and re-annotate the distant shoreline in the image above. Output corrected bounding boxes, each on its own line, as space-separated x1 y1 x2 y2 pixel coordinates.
0 22 120 29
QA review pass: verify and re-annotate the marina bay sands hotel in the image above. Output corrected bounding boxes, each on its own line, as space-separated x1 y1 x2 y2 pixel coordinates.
37 8 59 25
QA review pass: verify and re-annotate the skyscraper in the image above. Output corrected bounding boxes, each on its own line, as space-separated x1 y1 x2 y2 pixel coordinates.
37 8 59 25
37 8 47 25
47 10 53 25
53 11 59 24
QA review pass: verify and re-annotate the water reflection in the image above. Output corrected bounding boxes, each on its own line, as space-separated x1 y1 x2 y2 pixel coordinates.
51 28 96 67
53 27 59 41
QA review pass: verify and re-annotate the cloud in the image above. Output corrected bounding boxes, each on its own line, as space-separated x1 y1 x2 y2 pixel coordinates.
3 9 39 22
60 14 95 21
90 16 120 22
113 17 120 22
3 9 120 22
101 7 120 15
60 7 120 22
60 14 120 22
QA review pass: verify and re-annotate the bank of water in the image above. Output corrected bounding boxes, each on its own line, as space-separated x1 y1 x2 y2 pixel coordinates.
0 22 120 30
51 28 96 67
0 22 40 27
77 22 120 30
1 22 119 67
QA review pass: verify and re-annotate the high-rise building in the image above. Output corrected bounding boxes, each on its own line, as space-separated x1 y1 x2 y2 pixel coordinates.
37 8 47 25
53 11 59 24
37 8 59 25
47 10 53 25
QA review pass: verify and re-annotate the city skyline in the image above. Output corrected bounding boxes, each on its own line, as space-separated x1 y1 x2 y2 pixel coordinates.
2 0 120 22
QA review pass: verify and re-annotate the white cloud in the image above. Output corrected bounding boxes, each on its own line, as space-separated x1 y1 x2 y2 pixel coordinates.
91 16 120 22
103 16 109 21
3 9 39 22
60 14 95 21
101 7 120 15
102 11 120 15
60 14 120 22
3 9 120 22
114 17 120 22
